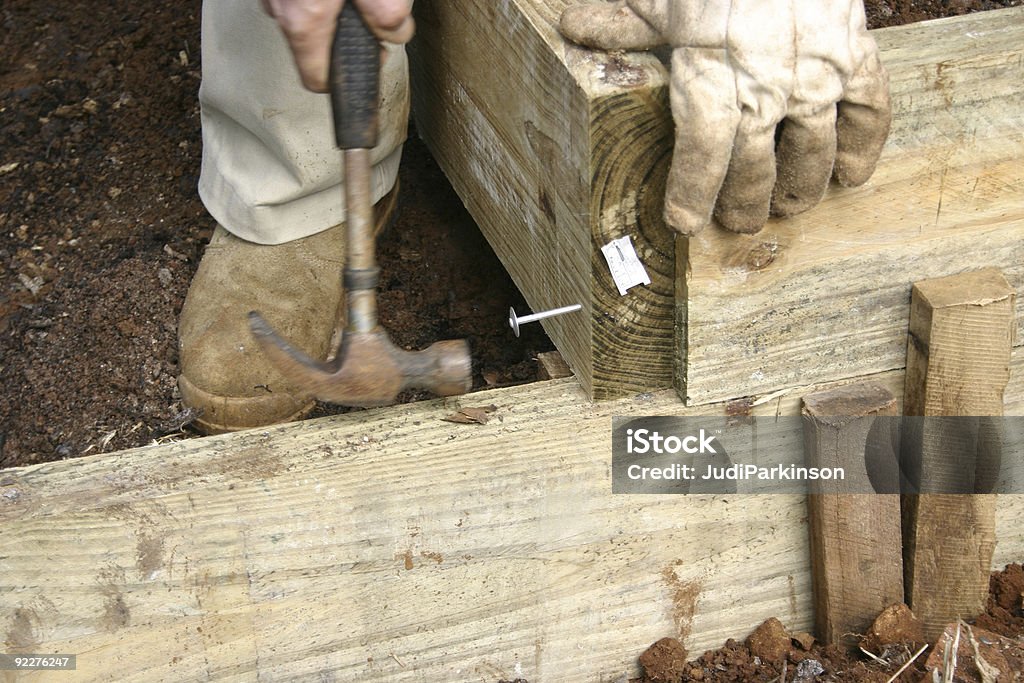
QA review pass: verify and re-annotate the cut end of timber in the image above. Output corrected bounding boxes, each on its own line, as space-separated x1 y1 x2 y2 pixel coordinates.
801 383 898 423
912 267 1015 311
907 267 1016 417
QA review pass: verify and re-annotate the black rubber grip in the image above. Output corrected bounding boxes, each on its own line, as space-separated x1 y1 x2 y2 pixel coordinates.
330 2 379 150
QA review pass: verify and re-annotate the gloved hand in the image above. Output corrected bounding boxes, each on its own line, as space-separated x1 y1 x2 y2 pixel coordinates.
560 0 891 235
262 0 414 92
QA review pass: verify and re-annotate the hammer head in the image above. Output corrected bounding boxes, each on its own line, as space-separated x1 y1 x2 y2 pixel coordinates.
248 312 472 407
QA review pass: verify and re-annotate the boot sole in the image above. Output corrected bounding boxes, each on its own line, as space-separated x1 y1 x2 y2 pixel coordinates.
179 374 316 435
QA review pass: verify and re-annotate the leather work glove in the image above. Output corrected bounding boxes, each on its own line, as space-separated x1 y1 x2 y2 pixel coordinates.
261 0 414 92
560 0 892 235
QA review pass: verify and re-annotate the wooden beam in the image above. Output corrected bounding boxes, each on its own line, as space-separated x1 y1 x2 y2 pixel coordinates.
801 383 903 649
1 354 1022 681
901 268 1015 640
410 3 1024 401
411 0 652 400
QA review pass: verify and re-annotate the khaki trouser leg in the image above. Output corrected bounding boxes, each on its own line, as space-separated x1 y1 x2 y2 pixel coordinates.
197 0 408 244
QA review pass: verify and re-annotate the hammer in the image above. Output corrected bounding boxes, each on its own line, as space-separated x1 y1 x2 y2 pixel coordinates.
248 3 472 407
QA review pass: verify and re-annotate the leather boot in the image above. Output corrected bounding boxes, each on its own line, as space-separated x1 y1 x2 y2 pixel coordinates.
178 186 398 434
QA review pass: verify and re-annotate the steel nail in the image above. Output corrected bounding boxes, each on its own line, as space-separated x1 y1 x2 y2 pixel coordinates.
508 303 582 337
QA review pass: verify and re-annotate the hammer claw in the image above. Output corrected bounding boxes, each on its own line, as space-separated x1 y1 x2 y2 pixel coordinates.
248 311 339 384
249 311 472 408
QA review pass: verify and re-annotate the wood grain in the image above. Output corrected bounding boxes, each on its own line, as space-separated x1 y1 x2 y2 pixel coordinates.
1 351 1022 681
901 268 1015 641
905 267 1016 419
411 2 1024 400
801 383 903 649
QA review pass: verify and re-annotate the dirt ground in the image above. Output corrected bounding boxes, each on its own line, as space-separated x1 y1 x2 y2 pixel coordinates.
2 1 1021 465
861 0 1020 24
629 564 1024 683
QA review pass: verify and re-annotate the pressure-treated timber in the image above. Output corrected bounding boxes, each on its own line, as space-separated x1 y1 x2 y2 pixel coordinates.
1 353 1022 682
801 383 903 649
902 269 1015 641
410 5 1024 401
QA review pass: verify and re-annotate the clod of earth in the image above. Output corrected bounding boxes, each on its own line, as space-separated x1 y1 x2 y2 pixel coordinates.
638 637 688 682
861 603 926 655
747 617 793 663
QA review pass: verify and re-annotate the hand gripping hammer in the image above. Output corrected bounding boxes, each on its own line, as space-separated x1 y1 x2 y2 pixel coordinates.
248 3 472 407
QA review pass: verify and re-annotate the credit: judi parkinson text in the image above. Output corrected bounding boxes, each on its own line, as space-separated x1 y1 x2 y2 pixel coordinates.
626 463 846 481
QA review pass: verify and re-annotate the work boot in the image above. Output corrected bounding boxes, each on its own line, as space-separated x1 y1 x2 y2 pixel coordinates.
178 185 398 434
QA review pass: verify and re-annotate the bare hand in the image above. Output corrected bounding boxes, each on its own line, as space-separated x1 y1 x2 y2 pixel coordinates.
262 0 414 92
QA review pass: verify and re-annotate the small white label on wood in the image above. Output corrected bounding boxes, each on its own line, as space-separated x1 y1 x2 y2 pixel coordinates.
600 235 651 296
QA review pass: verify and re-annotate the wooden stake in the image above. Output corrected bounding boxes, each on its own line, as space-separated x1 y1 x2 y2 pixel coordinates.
902 267 1015 640
802 383 903 648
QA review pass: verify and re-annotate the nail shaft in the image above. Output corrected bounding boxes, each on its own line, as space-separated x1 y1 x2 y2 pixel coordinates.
509 304 582 337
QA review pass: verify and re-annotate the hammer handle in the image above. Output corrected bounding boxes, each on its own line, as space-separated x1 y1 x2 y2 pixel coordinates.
330 2 379 150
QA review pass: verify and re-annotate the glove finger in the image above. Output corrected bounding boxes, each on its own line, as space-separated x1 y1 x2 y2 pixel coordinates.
663 50 740 235
714 115 777 234
559 0 662 50
771 105 838 218
834 54 892 187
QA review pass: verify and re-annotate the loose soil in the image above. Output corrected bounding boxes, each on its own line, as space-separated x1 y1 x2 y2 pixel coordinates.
7 1 1018 465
